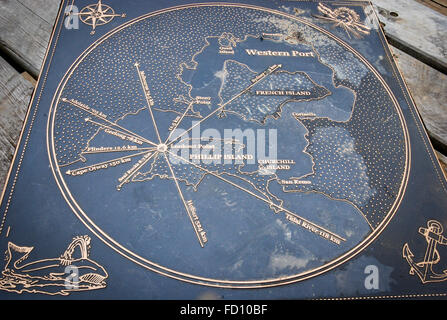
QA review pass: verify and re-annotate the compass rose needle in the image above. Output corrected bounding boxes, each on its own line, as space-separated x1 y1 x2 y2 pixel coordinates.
165 64 281 147
62 98 158 147
95 6 124 22
167 151 345 245
80 13 98 33
135 62 163 144
162 152 206 248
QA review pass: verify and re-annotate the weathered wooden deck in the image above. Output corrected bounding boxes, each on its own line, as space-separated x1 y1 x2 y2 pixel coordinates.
0 0 446 187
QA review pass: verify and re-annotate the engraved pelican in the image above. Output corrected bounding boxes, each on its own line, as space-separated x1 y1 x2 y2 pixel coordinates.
0 235 108 295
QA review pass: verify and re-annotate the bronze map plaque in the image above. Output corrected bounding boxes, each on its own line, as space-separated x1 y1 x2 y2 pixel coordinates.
0 0 446 299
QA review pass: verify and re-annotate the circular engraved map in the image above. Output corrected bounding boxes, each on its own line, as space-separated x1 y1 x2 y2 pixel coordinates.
48 4 409 288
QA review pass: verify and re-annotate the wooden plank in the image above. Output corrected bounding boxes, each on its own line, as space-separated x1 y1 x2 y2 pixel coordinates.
0 56 34 188
390 46 447 154
370 0 447 74
436 151 447 176
415 0 447 16
0 0 60 78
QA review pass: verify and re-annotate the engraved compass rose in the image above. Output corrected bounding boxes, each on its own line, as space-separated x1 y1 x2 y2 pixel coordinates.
75 0 126 35
313 3 371 39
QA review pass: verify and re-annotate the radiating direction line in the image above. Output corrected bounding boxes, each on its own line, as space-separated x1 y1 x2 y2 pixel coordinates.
62 97 158 147
162 152 206 248
166 105 225 147
165 65 280 147
85 118 153 146
65 150 152 177
167 151 345 245
221 64 282 109
135 62 162 143
164 102 192 144
82 147 157 155
117 151 158 191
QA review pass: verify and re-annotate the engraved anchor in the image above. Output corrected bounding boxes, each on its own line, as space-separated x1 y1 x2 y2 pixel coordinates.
403 220 447 283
